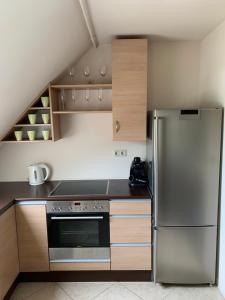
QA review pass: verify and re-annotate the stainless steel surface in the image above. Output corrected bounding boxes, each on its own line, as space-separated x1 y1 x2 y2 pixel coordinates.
155 226 217 284
49 247 110 262
154 108 222 226
110 215 151 218
150 108 222 284
50 216 104 220
47 200 109 213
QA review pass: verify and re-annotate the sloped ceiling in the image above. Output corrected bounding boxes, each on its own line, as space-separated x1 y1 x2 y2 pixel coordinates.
0 0 91 139
87 0 225 41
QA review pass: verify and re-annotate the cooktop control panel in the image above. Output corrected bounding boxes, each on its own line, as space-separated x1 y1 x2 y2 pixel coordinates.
46 200 109 213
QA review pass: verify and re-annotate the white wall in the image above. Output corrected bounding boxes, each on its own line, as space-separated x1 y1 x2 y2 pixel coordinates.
0 114 146 181
149 41 200 109
0 0 90 139
0 41 201 181
199 20 225 297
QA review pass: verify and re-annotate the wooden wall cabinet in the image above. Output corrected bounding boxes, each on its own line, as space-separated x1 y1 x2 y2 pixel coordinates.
110 199 151 270
16 204 49 272
112 39 148 141
0 207 19 299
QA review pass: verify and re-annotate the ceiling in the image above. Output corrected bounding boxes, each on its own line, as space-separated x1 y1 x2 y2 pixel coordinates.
87 0 225 41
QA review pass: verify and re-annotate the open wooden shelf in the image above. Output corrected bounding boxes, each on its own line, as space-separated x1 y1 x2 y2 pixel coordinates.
53 110 112 114
51 83 112 90
2 139 53 143
14 124 52 127
1 84 61 143
1 82 111 144
28 107 50 110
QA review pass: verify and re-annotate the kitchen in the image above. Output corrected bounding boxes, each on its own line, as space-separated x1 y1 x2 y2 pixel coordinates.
0 0 225 299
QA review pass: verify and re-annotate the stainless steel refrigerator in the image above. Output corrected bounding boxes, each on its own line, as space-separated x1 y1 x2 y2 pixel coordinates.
148 108 222 284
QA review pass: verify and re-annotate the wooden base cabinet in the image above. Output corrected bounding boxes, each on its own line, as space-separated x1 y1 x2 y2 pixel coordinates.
16 204 49 272
0 207 19 299
110 217 151 243
110 199 152 271
111 246 151 270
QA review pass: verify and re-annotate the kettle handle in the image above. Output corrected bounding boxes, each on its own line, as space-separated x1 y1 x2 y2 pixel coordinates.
39 164 50 181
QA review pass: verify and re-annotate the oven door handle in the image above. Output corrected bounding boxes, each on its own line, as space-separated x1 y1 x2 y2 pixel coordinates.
50 216 104 220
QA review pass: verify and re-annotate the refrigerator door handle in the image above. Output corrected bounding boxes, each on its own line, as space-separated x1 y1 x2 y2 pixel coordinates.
153 226 158 283
153 114 159 283
153 115 159 227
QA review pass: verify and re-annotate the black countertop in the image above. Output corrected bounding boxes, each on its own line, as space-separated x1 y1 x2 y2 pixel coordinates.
0 179 150 215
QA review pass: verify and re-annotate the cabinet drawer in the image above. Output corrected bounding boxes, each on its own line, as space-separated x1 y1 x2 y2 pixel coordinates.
110 216 151 243
110 200 151 215
50 262 110 271
111 246 151 270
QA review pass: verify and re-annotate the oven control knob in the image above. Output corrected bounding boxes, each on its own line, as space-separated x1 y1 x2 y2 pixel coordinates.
58 207 61 211
51 208 55 212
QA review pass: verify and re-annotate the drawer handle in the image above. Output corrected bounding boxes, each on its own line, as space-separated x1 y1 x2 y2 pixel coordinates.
111 243 151 247
111 215 151 218
51 216 103 220
115 120 120 133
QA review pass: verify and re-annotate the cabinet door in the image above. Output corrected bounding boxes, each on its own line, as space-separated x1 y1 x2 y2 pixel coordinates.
112 39 148 141
16 204 49 272
110 216 151 243
0 207 19 299
110 200 151 215
111 246 151 270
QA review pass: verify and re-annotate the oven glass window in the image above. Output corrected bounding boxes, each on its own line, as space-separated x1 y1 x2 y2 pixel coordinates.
48 213 109 248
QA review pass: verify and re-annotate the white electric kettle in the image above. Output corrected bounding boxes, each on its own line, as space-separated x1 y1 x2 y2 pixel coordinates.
27 163 50 186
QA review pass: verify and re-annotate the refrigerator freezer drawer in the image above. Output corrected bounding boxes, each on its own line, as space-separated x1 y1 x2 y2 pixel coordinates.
155 226 217 284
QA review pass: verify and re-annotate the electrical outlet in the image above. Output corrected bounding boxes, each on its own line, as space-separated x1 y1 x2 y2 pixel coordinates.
114 149 127 157
120 149 127 157
114 150 121 157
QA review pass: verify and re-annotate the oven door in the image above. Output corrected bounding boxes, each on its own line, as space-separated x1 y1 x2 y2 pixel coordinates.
47 212 109 248
47 212 110 262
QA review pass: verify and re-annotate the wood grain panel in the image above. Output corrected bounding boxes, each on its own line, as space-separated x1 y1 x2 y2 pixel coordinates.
0 206 19 299
50 262 110 271
112 39 148 141
16 205 49 272
49 85 61 141
110 217 151 243
110 201 151 215
111 246 151 270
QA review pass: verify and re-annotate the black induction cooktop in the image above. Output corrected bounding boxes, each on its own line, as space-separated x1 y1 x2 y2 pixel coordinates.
49 180 109 197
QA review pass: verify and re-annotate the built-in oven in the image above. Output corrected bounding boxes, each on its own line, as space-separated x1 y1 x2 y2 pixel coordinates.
46 200 110 263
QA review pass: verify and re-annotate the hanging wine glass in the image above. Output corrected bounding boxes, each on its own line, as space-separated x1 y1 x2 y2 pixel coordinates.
72 89 76 105
98 88 103 102
60 89 65 110
83 66 90 77
85 89 89 102
99 65 107 77
68 67 74 79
